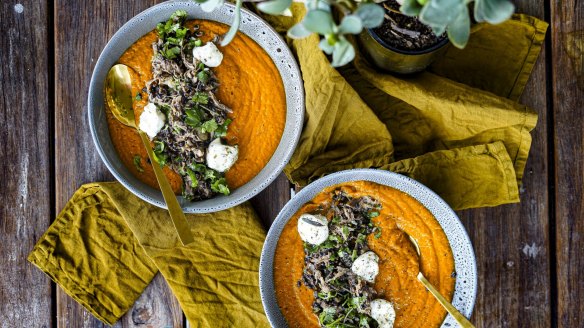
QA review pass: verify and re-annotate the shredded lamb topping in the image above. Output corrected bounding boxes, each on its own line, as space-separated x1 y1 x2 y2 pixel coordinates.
301 190 383 327
144 10 233 200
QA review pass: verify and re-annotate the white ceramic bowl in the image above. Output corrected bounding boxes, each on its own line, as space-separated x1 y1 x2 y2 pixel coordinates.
260 169 477 327
88 1 304 213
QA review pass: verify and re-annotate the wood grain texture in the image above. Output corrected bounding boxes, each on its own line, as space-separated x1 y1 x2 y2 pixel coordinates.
0 1 53 327
251 173 292 229
456 1 551 326
551 0 584 326
54 0 183 327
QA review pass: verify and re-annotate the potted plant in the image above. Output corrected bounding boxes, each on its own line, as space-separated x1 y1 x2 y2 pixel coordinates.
200 0 515 72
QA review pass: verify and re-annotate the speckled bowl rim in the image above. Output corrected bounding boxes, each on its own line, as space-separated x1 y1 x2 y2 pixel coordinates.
259 169 477 327
88 1 304 213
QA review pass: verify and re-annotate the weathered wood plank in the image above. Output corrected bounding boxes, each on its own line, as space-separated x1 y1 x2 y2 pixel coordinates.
456 1 551 326
551 0 584 326
0 1 53 327
54 0 183 327
251 173 293 229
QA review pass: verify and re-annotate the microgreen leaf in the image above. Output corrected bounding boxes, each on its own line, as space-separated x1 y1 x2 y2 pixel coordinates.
152 141 169 166
133 155 144 173
192 92 209 104
214 118 232 137
211 177 230 195
186 168 199 187
201 119 218 133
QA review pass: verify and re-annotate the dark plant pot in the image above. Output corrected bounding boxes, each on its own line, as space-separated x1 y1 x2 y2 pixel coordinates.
358 28 450 74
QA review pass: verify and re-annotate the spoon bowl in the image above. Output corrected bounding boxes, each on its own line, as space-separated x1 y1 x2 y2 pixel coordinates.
105 64 136 127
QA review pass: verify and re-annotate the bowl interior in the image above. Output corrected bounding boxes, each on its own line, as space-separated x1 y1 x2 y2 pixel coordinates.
88 1 304 213
259 169 477 327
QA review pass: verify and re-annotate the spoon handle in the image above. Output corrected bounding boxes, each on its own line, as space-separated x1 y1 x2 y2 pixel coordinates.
139 131 194 246
417 272 475 328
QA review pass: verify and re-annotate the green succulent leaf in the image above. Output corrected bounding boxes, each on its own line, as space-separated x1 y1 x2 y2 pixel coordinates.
305 0 331 12
319 38 334 55
355 3 385 29
419 0 466 35
338 15 363 34
447 5 471 49
287 22 312 39
331 37 355 67
257 0 293 15
474 0 515 24
400 0 423 17
303 9 335 35
200 0 224 13
220 0 242 46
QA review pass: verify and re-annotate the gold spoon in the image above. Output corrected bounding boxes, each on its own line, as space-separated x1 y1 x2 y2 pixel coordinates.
407 235 475 328
105 64 194 246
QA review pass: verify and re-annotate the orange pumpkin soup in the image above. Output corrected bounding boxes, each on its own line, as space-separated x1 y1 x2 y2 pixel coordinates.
105 20 286 194
274 181 456 327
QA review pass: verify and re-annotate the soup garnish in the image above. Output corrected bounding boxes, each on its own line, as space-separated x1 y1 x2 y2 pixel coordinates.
141 10 235 200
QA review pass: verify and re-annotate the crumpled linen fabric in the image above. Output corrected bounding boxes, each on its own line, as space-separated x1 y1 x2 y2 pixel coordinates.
275 5 547 210
28 183 269 327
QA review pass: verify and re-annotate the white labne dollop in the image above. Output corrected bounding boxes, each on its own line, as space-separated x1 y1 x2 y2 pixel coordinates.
370 299 396 328
206 138 238 172
192 42 223 67
351 251 379 283
139 102 166 140
297 214 329 245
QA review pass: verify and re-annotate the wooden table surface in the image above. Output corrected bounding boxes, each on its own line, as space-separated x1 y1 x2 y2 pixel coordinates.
1 0 582 327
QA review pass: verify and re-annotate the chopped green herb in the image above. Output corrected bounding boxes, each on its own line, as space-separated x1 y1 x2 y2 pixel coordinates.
185 107 203 128
192 92 209 104
135 93 142 101
211 177 230 195
369 211 380 218
133 155 144 173
197 70 210 84
200 119 218 133
158 104 171 116
185 168 199 187
195 39 203 46
163 45 181 59
374 229 382 239
152 141 169 166
341 226 349 240
204 169 217 180
214 119 232 137
189 163 207 173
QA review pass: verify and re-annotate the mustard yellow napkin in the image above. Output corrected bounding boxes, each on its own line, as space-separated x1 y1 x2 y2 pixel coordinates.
271 5 547 210
28 182 269 327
